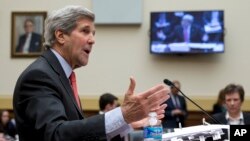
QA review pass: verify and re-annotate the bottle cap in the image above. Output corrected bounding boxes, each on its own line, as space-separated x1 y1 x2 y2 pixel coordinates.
148 112 157 117
148 112 157 126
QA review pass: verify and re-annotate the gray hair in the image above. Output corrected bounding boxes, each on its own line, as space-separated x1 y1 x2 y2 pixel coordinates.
43 5 95 48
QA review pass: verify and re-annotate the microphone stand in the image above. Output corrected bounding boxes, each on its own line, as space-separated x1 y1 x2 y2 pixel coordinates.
164 79 222 124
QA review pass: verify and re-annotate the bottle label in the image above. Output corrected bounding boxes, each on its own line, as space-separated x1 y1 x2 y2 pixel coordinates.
143 126 163 140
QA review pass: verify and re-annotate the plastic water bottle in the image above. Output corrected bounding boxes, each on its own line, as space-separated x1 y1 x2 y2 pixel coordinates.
143 112 163 141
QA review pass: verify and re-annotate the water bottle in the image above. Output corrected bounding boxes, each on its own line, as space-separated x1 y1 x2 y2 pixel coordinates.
143 112 163 141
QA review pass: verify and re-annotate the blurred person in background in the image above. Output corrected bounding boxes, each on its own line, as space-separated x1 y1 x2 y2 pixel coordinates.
162 80 188 129
0 110 17 140
211 83 250 125
99 93 120 114
212 89 227 115
99 93 123 141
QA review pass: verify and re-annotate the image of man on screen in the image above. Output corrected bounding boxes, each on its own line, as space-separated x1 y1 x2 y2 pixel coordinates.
166 14 208 43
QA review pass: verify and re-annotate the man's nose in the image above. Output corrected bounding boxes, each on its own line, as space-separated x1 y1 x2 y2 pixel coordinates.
88 34 95 44
230 100 234 105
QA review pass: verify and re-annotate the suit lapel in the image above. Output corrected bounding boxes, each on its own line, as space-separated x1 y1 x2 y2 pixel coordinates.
42 49 84 118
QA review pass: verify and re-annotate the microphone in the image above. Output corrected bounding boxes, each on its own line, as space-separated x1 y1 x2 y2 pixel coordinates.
163 79 222 124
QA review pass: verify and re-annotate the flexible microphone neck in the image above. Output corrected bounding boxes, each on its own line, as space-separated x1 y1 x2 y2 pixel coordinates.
163 79 222 124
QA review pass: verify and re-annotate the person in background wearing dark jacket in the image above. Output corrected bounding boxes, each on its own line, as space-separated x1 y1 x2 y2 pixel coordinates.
211 83 250 125
99 93 124 141
0 110 17 140
212 89 227 115
16 19 42 53
99 93 119 115
162 80 188 129
207 84 250 141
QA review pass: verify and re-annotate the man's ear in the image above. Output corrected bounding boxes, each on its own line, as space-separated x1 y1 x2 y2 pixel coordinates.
55 29 65 44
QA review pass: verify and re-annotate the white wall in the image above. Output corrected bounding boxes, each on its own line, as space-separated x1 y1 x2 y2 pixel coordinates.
0 0 250 99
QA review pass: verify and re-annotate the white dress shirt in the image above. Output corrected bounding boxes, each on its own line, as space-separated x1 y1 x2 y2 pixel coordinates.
226 112 244 125
22 33 32 53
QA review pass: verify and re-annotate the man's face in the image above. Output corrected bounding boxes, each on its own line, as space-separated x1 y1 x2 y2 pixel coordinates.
1 111 9 125
63 18 95 69
225 92 242 115
24 21 34 33
172 82 180 95
105 100 119 112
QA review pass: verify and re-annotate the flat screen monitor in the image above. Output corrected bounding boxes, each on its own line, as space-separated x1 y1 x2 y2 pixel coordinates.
150 10 224 54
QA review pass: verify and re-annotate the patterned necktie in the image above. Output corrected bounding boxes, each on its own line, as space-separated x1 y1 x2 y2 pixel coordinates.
69 71 81 108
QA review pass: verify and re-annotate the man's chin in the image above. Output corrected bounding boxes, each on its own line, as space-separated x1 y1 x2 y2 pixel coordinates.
81 61 89 67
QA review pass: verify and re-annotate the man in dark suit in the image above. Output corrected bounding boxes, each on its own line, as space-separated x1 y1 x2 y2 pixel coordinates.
162 80 188 129
211 84 250 125
0 110 17 139
16 19 42 53
166 14 207 43
13 5 170 141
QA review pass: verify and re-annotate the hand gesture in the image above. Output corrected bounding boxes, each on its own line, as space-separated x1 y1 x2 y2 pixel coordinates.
121 77 170 124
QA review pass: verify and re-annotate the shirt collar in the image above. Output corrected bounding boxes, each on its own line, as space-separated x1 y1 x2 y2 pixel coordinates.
50 48 72 78
226 111 243 120
226 111 244 125
99 111 104 114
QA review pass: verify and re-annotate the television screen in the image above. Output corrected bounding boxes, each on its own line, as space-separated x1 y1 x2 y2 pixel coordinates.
150 10 224 54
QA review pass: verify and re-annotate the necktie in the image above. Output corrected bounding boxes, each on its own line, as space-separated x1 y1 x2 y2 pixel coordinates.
174 96 180 108
183 28 189 42
69 71 81 108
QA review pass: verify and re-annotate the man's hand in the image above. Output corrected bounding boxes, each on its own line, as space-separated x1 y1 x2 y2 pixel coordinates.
172 109 184 116
121 77 170 124
130 104 167 129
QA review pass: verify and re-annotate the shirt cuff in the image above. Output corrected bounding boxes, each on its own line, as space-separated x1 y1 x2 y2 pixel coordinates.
105 107 132 139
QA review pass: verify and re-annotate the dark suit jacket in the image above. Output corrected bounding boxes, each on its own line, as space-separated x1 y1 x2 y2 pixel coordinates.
166 24 205 43
0 121 17 138
16 32 42 53
163 94 188 128
210 112 250 125
13 49 106 141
